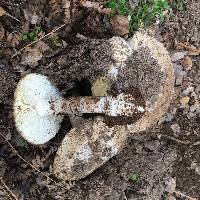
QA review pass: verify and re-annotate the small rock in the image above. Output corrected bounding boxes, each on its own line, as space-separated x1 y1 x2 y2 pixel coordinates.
190 104 198 112
171 51 187 62
173 64 187 86
181 86 194 96
170 123 180 135
180 96 190 108
165 177 176 193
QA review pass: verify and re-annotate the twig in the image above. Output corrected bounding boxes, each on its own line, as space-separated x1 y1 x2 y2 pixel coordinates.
5 13 20 23
0 177 18 200
0 132 58 186
2 187 13 200
11 24 66 58
178 42 200 53
161 135 191 145
174 190 197 200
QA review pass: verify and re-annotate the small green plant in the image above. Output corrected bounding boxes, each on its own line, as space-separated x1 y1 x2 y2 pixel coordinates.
22 26 42 42
107 0 174 32
47 35 60 46
20 139 28 148
129 172 140 183
172 0 184 12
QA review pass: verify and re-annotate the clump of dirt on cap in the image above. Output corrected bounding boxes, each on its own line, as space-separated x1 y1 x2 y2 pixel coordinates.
0 68 16 105
36 38 113 90
104 46 164 127
117 46 164 105
105 86 146 127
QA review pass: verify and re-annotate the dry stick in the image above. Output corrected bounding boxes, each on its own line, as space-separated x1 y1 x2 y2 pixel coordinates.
1 187 13 200
178 42 200 53
0 132 60 187
0 177 18 200
5 12 20 23
161 135 191 145
11 24 66 58
174 190 197 200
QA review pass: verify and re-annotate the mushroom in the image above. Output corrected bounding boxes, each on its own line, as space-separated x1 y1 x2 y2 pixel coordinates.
53 31 175 181
14 73 145 145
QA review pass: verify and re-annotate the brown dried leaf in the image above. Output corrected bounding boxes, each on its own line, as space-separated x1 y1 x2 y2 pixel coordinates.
0 6 6 17
49 0 63 20
62 0 71 21
21 41 49 67
181 56 193 70
6 31 23 48
110 16 129 36
21 47 43 67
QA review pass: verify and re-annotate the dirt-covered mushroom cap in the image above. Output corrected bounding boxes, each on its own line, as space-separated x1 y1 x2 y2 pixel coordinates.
14 73 63 145
53 32 175 181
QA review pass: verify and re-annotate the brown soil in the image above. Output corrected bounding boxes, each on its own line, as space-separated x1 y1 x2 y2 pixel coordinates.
0 0 200 199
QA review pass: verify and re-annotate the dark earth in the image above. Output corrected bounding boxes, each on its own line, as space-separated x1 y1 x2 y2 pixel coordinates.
0 0 200 199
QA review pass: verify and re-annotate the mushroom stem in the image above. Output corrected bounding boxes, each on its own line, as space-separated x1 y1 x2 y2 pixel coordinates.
51 94 145 117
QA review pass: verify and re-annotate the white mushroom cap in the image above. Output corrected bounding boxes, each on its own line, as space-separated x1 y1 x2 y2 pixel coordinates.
14 73 63 145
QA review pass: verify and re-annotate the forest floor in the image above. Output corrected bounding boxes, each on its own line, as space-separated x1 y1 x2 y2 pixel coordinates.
0 0 199 199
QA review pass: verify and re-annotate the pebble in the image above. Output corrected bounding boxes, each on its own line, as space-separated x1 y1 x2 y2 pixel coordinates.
181 86 194 96
170 123 181 135
171 51 187 62
165 177 176 193
180 96 190 108
173 64 187 86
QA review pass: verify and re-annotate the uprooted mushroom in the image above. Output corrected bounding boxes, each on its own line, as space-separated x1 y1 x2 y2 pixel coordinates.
14 73 145 145
53 31 174 181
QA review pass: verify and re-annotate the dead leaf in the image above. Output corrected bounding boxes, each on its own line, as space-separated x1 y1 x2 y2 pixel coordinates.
181 56 192 70
6 32 23 48
21 41 49 67
21 47 43 67
171 51 187 62
180 96 190 108
178 42 200 56
110 16 129 36
0 6 6 17
188 50 200 56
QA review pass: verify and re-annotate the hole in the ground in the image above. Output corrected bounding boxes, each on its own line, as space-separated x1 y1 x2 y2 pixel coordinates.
65 79 92 97
75 79 92 96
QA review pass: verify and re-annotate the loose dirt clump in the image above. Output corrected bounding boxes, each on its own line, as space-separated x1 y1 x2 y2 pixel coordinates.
118 46 164 104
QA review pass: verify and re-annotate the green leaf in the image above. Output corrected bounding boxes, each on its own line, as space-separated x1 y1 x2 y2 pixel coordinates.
129 173 140 182
108 0 118 9
28 31 35 38
32 36 38 41
22 34 28 40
